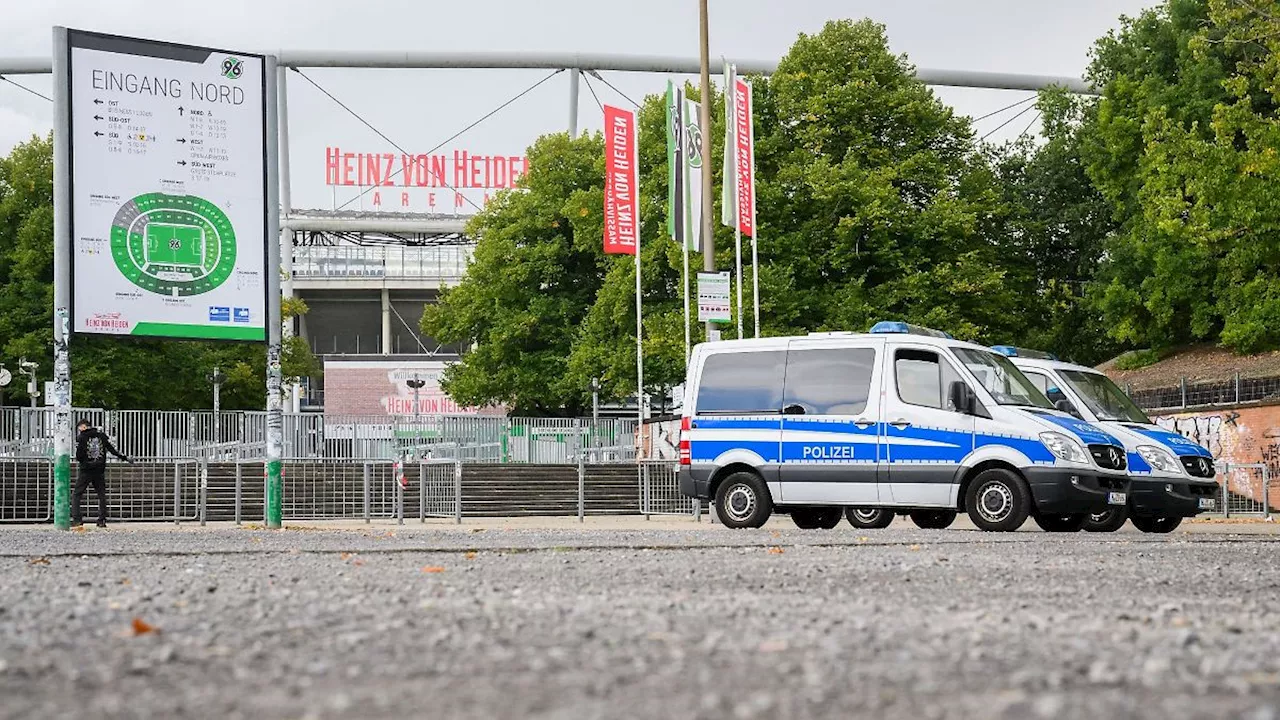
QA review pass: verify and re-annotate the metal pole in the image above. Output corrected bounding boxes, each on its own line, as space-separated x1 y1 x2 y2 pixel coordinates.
735 224 743 338
454 461 462 524
50 27 72 531
591 377 600 463
173 463 181 526
568 68 580 137
363 461 371 523
234 461 242 525
199 461 207 527
277 65 300 413
698 0 716 342
265 54 285 529
1180 377 1188 409
419 461 425 523
212 367 222 448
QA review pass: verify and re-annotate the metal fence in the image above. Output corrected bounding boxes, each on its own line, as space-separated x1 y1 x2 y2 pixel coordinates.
1130 374 1280 412
292 244 473 280
1217 463 1274 519
639 460 700 518
0 408 637 464
0 458 52 523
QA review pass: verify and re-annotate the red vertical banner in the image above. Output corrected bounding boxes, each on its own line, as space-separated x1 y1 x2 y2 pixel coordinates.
733 79 756 238
603 105 640 255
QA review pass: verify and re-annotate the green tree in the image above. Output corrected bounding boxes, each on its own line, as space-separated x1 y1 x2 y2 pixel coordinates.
421 133 611 416
1083 0 1280 353
986 89 1119 364
0 134 318 409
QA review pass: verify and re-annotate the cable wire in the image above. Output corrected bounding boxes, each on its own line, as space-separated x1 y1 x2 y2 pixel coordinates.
980 103 1038 141
1019 111 1042 139
971 94 1035 123
0 75 52 102
588 71 641 109
293 68 482 212
581 72 605 113
294 68 563 212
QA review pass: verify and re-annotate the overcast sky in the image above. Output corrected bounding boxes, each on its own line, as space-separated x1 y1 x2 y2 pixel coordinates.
1 0 1157 210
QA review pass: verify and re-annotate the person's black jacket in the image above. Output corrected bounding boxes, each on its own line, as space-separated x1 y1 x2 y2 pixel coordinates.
75 428 127 472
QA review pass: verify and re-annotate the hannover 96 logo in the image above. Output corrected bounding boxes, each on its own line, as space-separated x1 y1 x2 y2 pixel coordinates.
221 57 244 80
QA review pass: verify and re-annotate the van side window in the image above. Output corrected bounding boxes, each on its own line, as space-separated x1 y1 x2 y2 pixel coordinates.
1023 370 1050 395
895 349 965 411
696 351 786 414
782 348 876 415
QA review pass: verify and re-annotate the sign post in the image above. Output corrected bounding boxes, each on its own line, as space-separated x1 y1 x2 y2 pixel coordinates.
697 271 732 325
55 27 276 528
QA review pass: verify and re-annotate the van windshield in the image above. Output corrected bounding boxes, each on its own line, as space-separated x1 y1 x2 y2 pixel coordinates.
952 349 1053 408
1057 370 1150 423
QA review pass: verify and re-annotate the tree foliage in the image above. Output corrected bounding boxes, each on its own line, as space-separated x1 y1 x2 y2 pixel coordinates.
1083 0 1280 353
0 135 318 409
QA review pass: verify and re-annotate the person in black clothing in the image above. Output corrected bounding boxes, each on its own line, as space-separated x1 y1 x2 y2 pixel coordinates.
73 419 129 527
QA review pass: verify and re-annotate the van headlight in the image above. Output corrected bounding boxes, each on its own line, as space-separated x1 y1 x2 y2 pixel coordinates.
1137 445 1177 473
1040 432 1088 464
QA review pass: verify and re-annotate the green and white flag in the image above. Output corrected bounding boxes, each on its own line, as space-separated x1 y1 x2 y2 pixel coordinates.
721 61 738 227
666 81 685 250
682 96 704 253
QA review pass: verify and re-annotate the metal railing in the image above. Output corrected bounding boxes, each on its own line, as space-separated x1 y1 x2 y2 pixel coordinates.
0 458 52 523
1130 374 1280 412
292 244 473 280
1217 463 1274 519
639 460 700 518
0 408 637 464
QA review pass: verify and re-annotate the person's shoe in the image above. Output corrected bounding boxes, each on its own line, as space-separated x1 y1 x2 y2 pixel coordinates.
96 521 107 528
70 521 83 527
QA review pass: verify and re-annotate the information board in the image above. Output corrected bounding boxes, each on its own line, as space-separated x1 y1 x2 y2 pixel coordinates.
67 30 268 341
697 271 732 324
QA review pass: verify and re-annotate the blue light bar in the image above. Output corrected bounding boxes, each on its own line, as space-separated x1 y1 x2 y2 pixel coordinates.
991 345 1059 361
869 321 953 339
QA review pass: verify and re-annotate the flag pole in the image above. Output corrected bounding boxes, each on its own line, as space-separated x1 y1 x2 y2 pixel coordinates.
636 218 644 443
683 234 691 361
746 80 760 338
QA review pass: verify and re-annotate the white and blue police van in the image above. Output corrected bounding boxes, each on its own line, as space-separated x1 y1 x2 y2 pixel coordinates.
996 346 1218 534
677 322 1132 532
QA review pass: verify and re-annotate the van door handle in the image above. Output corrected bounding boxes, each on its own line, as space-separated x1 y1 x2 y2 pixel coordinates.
889 418 911 429
854 419 875 429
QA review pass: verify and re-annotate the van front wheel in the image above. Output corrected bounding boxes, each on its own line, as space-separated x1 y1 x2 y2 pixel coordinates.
715 472 773 529
1083 506 1128 532
965 469 1031 532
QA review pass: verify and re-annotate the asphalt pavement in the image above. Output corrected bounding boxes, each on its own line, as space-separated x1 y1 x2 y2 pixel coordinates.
2 518 1279 719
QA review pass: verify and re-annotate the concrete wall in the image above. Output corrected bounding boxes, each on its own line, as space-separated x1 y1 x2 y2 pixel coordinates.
1151 402 1280 508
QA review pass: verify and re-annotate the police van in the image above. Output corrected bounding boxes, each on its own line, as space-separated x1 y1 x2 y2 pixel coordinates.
995 347 1218 533
677 323 1132 532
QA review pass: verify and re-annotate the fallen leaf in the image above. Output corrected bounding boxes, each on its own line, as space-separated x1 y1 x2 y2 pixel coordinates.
73 526 87 533
351 559 365 567
770 531 781 539
27 557 50 566
470 528 486 534
340 552 353 561
421 566 446 573
909 544 922 551
131 618 157 636
119 578 131 585
857 536 869 543
767 546 784 555
464 552 477 560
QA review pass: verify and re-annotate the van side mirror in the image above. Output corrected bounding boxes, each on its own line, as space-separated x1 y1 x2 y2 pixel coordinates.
1054 399 1082 419
948 381 975 415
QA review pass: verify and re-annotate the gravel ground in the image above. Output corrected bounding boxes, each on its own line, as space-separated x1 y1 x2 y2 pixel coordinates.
3 522 1280 719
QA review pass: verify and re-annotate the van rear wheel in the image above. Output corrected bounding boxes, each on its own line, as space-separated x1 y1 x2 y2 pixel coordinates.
1131 515 1183 534
965 468 1031 532
1032 512 1086 532
909 509 957 530
791 507 843 530
714 472 773 529
845 507 894 529
1083 506 1128 532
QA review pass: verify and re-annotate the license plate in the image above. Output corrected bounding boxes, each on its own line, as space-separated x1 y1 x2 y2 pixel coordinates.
1198 498 1216 510
1108 492 1127 506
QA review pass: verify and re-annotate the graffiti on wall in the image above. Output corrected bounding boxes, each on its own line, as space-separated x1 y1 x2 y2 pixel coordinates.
1153 404 1280 508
